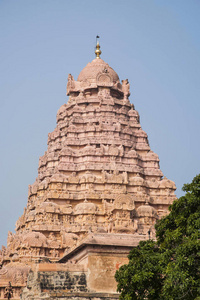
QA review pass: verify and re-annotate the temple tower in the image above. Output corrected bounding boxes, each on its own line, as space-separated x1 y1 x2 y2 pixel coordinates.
0 40 176 299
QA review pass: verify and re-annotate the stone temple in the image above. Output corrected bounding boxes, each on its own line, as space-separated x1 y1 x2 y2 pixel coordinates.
0 40 176 299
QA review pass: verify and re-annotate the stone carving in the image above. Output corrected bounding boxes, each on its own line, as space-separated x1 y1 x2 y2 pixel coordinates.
107 215 114 233
159 176 176 189
136 202 158 236
109 145 119 156
80 143 96 155
50 248 59 258
114 194 135 210
61 232 78 249
101 169 125 184
67 74 75 95
99 144 125 157
60 146 74 157
7 232 14 249
13 271 25 284
56 104 67 122
118 144 124 156
68 172 79 183
74 200 97 215
80 171 96 184
4 282 13 299
47 233 59 249
97 73 112 86
22 232 48 248
127 147 138 157
98 88 111 99
122 79 130 99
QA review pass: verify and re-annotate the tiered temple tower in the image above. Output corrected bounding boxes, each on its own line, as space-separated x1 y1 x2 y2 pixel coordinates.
0 40 176 300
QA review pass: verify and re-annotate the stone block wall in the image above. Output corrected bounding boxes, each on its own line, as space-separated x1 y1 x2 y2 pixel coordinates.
38 271 87 292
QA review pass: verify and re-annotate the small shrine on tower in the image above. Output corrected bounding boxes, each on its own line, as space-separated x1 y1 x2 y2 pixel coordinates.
0 38 176 300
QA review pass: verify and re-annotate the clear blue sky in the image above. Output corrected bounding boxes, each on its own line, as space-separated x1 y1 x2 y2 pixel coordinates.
0 0 200 247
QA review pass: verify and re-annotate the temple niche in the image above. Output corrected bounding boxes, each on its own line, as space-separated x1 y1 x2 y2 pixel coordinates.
0 40 176 300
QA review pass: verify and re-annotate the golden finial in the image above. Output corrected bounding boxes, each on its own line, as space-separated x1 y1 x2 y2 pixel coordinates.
95 35 102 59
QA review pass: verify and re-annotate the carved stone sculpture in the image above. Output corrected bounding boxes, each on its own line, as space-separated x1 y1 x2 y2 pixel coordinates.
122 79 130 99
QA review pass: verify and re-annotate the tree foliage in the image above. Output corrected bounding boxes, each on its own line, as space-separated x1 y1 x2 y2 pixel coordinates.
115 174 200 300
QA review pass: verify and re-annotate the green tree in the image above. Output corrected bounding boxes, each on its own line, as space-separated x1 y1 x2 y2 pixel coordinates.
115 174 200 300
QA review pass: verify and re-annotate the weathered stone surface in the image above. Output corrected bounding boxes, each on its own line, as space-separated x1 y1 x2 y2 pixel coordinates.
38 271 87 292
0 45 176 299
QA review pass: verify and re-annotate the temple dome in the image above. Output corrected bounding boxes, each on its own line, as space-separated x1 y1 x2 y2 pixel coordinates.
159 176 176 189
77 58 119 85
130 174 145 186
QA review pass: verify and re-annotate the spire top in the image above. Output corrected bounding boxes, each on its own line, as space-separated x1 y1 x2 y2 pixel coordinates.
95 35 102 59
